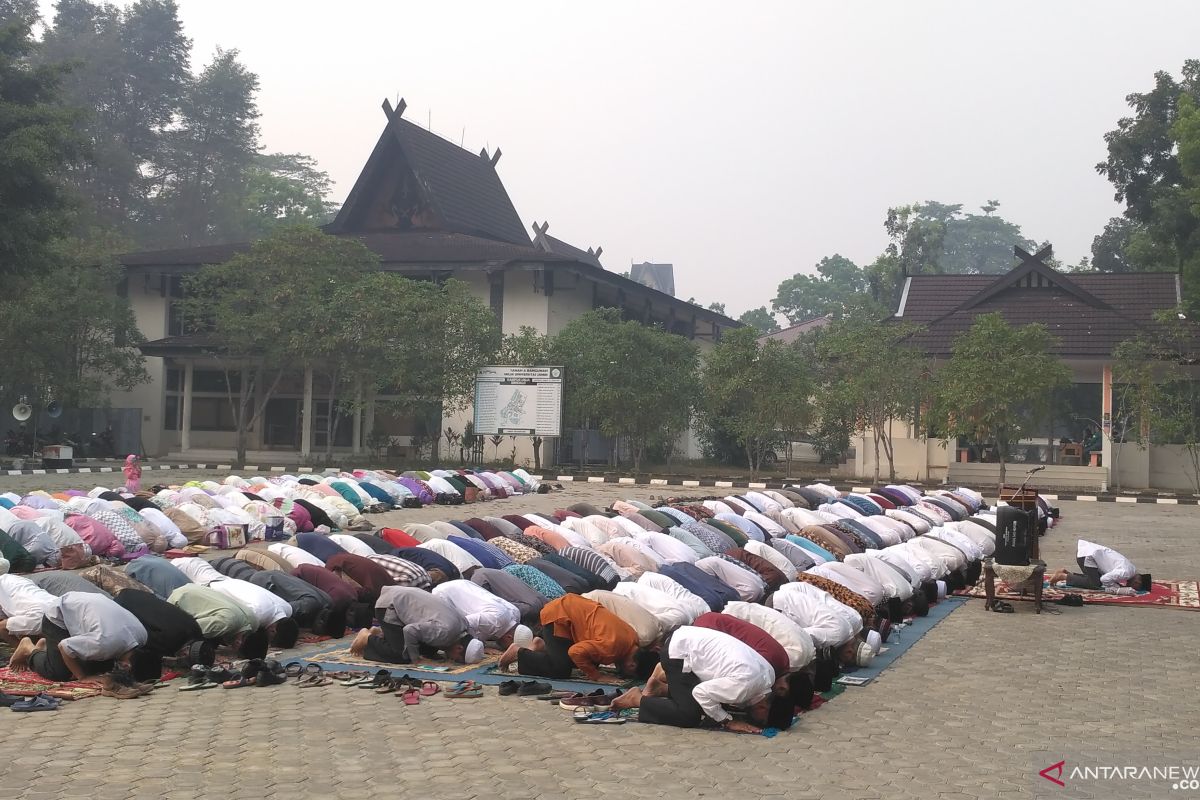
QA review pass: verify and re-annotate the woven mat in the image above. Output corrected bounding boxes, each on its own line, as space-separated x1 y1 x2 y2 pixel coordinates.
956 579 1200 610
300 644 501 674
0 667 104 700
482 663 630 687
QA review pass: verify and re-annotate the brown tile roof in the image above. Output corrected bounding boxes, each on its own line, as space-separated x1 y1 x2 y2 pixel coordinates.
758 314 832 344
897 268 1181 357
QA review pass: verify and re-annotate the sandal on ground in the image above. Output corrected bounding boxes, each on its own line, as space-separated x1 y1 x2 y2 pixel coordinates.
445 682 483 698
11 693 61 712
284 661 304 679
400 687 421 704
573 710 625 724
362 669 393 690
419 681 440 697
987 600 1015 613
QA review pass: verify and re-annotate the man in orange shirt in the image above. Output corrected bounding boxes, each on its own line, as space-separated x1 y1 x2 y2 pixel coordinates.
498 594 643 681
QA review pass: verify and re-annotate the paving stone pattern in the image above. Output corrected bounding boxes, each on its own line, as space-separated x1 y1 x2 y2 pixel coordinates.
0 483 1196 799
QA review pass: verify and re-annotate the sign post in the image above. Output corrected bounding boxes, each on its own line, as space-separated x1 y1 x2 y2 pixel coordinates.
473 366 563 437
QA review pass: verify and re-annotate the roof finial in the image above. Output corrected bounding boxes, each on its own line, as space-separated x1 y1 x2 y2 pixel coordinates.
490 148 502 167
382 97 406 120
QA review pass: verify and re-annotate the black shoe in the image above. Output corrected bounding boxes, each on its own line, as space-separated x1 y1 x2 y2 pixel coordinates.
0 691 23 707
1055 594 1084 607
517 680 553 696
497 680 521 696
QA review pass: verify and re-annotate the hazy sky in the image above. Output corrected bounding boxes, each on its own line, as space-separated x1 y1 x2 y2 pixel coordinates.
37 1 1200 316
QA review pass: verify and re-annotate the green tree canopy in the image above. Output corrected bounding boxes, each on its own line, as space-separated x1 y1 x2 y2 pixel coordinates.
698 327 812 474
885 201 1035 275
1096 60 1200 310
552 309 699 470
809 317 928 482
771 254 873 324
737 306 781 334
931 313 1070 487
0 16 81 275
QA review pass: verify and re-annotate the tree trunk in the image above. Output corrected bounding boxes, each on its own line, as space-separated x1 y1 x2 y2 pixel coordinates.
746 443 757 478
880 427 896 483
235 369 251 466
532 437 542 471
872 430 881 484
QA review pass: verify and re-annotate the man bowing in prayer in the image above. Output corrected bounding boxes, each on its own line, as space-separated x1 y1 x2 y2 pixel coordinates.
1048 539 1150 593
497 594 644 681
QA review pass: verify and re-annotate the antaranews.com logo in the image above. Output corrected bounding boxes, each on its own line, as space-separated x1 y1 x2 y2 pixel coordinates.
1036 754 1200 797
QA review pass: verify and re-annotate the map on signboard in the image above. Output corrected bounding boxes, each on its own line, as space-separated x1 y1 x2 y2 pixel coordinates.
473 366 563 436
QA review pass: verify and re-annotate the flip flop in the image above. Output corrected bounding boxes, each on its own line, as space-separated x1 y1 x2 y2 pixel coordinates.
11 693 60 712
284 661 304 679
445 684 483 698
419 681 440 697
573 710 625 724
222 676 256 689
178 679 218 691
362 669 393 690
401 687 421 705
373 677 397 694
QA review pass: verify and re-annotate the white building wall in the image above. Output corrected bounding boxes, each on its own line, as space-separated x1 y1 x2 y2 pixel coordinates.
108 276 168 456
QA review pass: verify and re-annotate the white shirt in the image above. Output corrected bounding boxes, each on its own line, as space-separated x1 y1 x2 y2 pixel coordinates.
636 572 709 621
635 531 699 564
807 562 887 606
744 492 785 516
207 578 292 627
695 557 766 603
172 556 225 586
620 537 667 567
770 538 817 571
771 582 860 647
948 521 995 556
744 539 798 581
885 509 930 535
743 510 787 538
431 579 519 642
783 508 831 530
46 592 147 661
892 541 943 580
1077 540 1137 587
269 543 326 568
569 517 613 547
721 600 816 671
0 574 56 636
909 537 964 573
927 527 983 561
611 581 691 632
329 534 376 558
138 507 187 549
667 626 775 724
858 517 905 547
844 553 915 599
419 539 483 573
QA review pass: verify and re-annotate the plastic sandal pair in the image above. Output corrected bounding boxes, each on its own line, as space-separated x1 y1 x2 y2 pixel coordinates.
397 677 441 703
180 663 235 691
987 600 1015 614
445 680 483 699
10 693 60 712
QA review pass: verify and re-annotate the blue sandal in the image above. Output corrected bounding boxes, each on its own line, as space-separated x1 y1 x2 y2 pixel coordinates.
11 693 61 712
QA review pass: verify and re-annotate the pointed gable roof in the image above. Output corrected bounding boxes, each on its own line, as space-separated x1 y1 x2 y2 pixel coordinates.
896 245 1183 358
531 221 603 268
328 99 530 245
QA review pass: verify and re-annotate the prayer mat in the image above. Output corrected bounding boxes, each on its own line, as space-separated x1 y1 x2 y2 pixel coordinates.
297 633 332 645
299 643 501 675
836 596 967 686
482 663 631 687
0 667 103 700
955 579 1200 611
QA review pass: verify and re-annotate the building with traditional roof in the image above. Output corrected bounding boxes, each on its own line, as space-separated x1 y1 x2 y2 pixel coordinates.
855 246 1194 490
111 99 737 463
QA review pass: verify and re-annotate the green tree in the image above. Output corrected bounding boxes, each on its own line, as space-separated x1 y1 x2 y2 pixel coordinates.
241 152 338 236
810 317 928 482
931 313 1070 488
1096 60 1200 310
772 254 873 324
152 48 261 246
885 201 1034 275
1090 217 1146 273
40 0 191 236
698 327 812 475
737 306 780 334
707 302 727 315
0 237 148 414
553 309 699 471
1113 311 1200 493
0 16 81 275
181 226 379 464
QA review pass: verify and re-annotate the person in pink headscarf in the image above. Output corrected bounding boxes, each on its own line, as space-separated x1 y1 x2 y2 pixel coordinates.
123 454 142 493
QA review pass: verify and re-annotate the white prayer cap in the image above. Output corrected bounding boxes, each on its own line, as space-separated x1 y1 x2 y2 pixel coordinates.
513 625 534 648
855 641 874 667
465 638 486 664
936 580 948 599
866 629 882 656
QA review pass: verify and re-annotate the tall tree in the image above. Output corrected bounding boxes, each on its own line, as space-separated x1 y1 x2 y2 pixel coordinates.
241 152 338 236
40 0 191 234
1113 311 1200 493
0 235 148 414
181 226 377 464
553 309 699 471
810 317 928 482
737 306 781 335
0 15 81 275
1096 60 1200 310
698 327 812 475
885 201 1034 275
931 313 1070 488
771 254 873 324
151 48 260 246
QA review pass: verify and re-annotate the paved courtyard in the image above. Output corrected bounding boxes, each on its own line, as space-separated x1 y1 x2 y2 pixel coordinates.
1 473 1197 799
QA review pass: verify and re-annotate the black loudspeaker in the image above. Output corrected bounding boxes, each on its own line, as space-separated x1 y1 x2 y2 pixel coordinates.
994 505 1033 566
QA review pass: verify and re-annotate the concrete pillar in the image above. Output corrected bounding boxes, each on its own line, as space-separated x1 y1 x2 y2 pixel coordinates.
180 361 194 453
351 380 363 456
1101 363 1113 489
300 366 313 459
364 390 376 454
